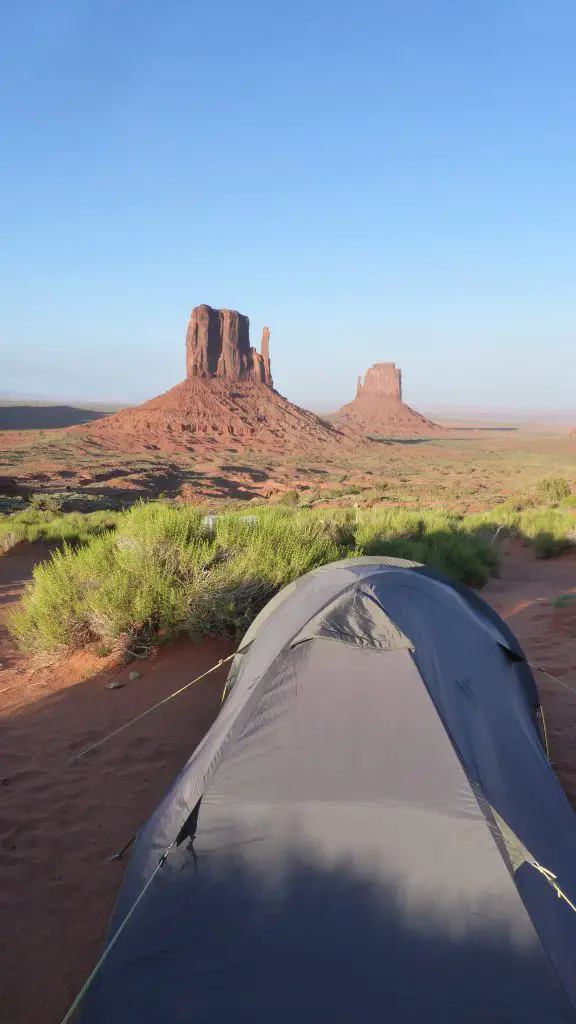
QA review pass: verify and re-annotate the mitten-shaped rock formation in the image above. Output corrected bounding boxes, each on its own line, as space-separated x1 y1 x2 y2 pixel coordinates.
79 303 360 453
186 305 272 386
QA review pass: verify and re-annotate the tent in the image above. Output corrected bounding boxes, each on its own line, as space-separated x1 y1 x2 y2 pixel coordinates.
80 557 576 1022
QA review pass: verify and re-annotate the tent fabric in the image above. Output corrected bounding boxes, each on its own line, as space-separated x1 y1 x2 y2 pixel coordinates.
80 558 576 1022
290 585 414 651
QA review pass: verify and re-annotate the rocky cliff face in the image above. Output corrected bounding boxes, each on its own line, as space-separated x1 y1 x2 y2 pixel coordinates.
185 305 272 386
356 362 402 400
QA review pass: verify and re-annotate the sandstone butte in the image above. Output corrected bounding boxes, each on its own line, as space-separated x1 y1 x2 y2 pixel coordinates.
332 362 443 436
80 305 358 453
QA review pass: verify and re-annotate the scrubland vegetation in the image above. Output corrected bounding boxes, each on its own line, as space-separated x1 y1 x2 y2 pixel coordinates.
6 476 576 657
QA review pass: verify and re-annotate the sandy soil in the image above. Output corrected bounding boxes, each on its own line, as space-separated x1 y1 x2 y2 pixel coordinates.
0 546 234 1024
484 538 576 803
0 542 575 1023
2 419 575 514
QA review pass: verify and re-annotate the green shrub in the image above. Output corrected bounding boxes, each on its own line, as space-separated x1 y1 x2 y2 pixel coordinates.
9 506 340 654
17 500 574 659
317 485 364 501
535 476 571 504
531 534 569 558
302 488 322 504
277 489 300 506
353 509 499 588
496 494 535 513
0 530 19 554
29 492 63 514
469 506 576 559
9 503 504 656
0 508 119 551
521 509 575 558
560 494 576 509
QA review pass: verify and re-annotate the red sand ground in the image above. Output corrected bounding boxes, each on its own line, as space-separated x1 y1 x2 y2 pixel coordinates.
1 542 576 1023
484 539 576 800
0 546 235 1024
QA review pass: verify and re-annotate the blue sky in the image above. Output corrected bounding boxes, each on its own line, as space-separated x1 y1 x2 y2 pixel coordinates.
1 0 575 411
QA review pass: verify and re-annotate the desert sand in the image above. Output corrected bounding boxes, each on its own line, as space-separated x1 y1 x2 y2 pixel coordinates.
0 546 234 1023
484 539 576 801
0 541 575 1023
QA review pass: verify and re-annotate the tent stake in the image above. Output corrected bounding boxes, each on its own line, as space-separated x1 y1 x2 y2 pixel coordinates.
109 833 137 862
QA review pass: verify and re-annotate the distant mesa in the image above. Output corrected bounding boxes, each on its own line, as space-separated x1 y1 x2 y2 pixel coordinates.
80 304 357 453
333 362 442 436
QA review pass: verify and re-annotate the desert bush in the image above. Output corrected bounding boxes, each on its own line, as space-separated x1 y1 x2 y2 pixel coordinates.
469 506 576 559
0 508 120 551
496 494 535 513
519 509 576 558
534 476 571 504
10 506 340 653
318 485 365 501
0 531 19 554
17 499 575 658
353 509 499 588
10 502 503 656
302 488 322 505
560 494 576 509
277 489 300 506
29 492 63 514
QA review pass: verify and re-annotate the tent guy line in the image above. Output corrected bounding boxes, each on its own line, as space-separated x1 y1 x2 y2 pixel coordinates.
59 839 178 1024
67 653 236 765
529 663 576 700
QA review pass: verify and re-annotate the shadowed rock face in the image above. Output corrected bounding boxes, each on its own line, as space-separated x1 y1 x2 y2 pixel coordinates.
186 305 273 386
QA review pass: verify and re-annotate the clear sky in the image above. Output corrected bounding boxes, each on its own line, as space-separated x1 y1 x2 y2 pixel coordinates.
1 1 575 411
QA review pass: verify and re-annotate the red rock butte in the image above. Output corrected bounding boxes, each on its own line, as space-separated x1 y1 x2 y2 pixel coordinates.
79 305 359 453
334 362 442 435
357 362 403 400
186 305 272 386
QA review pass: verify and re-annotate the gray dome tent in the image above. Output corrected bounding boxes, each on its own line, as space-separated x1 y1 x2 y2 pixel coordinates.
80 558 576 1022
